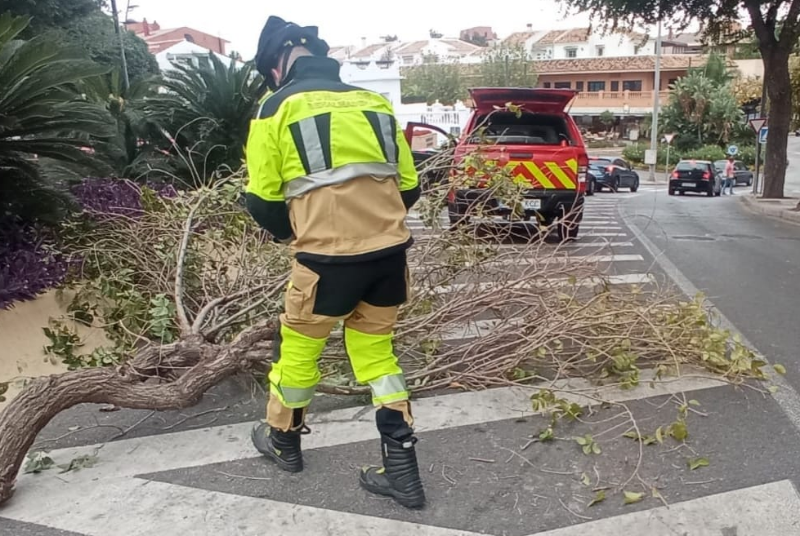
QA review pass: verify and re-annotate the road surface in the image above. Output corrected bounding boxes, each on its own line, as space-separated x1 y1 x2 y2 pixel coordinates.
3 185 800 536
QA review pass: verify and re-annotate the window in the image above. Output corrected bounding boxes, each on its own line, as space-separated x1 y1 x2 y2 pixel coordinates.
614 158 630 170
575 81 584 91
622 80 643 91
596 46 605 57
566 47 577 58
196 55 210 69
554 81 571 89
610 81 619 92
470 111 573 146
543 82 552 88
587 81 605 92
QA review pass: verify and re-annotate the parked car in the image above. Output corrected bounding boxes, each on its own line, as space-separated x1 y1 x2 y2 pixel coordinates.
668 160 722 197
587 156 640 193
404 87 589 241
712 159 753 186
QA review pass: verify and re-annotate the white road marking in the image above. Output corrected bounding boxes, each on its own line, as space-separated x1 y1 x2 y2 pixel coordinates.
1 371 730 536
533 480 800 536
580 226 622 231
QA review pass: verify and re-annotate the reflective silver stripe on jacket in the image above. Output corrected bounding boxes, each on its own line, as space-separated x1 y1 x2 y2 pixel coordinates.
283 162 399 200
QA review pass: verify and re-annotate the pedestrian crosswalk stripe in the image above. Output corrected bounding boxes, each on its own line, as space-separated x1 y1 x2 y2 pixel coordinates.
427 273 653 294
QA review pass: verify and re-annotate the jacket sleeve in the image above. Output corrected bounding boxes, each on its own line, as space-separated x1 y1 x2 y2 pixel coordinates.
245 117 294 241
394 120 421 210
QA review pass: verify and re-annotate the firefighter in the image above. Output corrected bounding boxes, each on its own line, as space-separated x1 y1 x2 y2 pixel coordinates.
245 15 425 509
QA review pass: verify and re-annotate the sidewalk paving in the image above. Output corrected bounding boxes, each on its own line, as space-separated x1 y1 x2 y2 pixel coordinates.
740 194 800 225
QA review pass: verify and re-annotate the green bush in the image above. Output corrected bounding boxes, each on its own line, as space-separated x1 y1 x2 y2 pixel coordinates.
738 146 756 168
683 145 726 162
622 144 646 163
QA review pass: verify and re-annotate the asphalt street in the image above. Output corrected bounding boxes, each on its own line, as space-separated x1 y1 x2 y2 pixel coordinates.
3 185 800 536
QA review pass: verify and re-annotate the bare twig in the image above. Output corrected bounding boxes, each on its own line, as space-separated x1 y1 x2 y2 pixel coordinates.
175 197 205 336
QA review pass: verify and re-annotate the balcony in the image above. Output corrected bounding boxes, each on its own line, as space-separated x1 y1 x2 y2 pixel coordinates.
572 90 671 114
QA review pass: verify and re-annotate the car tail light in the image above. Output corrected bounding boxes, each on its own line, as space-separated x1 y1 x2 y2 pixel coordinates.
672 171 679 179
702 171 710 180
606 166 613 173
577 165 587 193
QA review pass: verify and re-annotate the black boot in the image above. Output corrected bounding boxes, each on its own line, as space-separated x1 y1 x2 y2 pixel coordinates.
359 433 426 509
251 422 310 473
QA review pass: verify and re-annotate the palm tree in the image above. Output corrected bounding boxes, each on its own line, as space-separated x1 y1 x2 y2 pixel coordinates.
142 53 264 186
0 13 115 222
81 69 160 177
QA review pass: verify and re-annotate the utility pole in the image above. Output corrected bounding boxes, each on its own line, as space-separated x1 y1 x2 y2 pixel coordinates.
648 20 663 182
109 0 130 91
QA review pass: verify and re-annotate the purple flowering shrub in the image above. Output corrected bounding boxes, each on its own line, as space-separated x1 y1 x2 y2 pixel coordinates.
0 178 179 309
0 216 68 310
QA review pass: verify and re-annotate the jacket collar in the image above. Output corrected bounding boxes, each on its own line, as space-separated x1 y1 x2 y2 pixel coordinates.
283 56 341 84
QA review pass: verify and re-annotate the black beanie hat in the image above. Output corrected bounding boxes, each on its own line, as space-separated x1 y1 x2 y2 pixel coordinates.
255 16 330 90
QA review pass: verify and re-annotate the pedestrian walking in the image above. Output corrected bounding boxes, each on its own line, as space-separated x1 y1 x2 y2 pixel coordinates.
243 15 425 509
724 155 736 195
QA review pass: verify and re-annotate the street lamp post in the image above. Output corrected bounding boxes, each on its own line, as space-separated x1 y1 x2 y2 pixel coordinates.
648 20 663 182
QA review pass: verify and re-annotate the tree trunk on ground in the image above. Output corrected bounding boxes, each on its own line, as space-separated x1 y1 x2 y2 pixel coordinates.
763 48 792 198
0 325 275 506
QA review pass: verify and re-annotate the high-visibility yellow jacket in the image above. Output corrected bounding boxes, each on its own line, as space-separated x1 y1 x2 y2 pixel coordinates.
245 55 420 263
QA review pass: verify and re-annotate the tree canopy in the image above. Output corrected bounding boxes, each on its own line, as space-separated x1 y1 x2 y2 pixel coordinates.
562 0 800 198
477 43 537 88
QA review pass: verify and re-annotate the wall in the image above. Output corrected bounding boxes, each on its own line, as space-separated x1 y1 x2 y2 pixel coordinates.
340 61 403 107
538 69 688 92
550 34 655 60
733 59 765 79
155 41 236 72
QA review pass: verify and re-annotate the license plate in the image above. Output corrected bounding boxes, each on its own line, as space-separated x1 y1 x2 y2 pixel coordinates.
682 182 695 188
522 199 541 210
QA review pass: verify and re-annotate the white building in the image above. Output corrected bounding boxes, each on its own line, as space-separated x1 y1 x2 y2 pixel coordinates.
155 40 236 72
502 25 655 60
338 37 483 66
339 60 403 108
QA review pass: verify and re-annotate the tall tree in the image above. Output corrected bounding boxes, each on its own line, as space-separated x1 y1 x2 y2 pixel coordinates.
563 0 800 198
0 0 101 37
477 43 537 88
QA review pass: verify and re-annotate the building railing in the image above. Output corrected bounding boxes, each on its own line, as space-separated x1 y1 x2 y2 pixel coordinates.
575 90 671 106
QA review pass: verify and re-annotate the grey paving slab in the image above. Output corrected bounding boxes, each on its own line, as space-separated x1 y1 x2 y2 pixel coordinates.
0 518 85 536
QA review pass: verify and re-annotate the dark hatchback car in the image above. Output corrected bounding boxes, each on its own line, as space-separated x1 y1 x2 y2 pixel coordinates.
669 160 722 197
713 159 753 186
586 156 640 195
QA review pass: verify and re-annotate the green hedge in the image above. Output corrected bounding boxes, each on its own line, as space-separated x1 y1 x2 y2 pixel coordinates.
622 143 756 169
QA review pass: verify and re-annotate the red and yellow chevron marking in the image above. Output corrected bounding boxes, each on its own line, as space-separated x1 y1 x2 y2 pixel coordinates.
507 158 578 190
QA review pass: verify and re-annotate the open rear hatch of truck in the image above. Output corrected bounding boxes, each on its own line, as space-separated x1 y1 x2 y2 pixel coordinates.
458 88 584 192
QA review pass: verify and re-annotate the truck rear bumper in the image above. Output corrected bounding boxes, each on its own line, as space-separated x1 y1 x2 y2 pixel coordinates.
448 188 584 224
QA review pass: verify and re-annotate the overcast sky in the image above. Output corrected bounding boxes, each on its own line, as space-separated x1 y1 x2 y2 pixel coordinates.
124 0 598 58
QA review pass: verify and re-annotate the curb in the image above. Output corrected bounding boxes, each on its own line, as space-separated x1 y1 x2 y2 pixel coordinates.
739 195 800 225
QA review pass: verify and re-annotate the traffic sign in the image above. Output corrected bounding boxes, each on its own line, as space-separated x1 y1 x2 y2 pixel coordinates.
759 126 768 144
664 133 675 144
727 145 738 156
749 118 767 133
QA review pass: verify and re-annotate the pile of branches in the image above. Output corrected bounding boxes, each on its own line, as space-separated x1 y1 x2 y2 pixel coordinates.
0 157 763 506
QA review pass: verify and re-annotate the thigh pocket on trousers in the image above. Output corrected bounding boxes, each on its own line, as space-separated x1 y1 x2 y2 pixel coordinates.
286 262 320 321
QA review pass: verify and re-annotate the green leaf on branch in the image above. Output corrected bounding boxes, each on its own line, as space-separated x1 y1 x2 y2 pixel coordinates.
668 420 689 442
623 491 644 505
588 490 606 507
24 451 55 474
688 457 710 470
58 454 99 473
